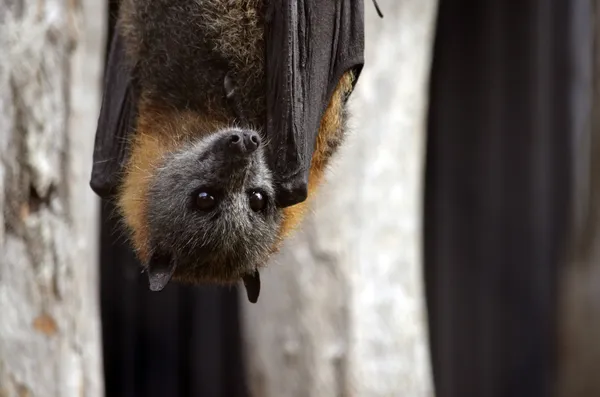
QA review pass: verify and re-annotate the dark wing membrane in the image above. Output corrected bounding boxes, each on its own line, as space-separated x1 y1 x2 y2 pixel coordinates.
90 28 138 199
265 0 365 208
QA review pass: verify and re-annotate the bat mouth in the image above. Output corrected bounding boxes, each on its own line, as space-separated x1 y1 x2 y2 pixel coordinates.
145 249 262 303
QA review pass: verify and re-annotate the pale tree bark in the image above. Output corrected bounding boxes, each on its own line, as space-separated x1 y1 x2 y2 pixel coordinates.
0 1 105 396
241 1 437 396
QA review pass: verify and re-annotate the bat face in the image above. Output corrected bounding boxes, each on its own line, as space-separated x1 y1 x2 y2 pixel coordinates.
144 128 281 291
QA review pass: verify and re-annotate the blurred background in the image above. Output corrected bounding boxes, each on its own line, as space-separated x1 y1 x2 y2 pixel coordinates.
2 0 600 396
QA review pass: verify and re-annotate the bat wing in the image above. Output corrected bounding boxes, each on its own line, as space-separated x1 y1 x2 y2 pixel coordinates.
90 27 138 199
265 0 366 207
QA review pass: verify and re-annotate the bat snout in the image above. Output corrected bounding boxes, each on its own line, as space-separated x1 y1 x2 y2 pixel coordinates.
226 130 260 155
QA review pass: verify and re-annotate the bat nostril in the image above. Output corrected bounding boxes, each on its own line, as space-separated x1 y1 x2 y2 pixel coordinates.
243 131 260 152
227 132 245 154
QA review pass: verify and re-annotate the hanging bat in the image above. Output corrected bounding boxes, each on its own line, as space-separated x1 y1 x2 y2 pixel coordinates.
90 0 378 302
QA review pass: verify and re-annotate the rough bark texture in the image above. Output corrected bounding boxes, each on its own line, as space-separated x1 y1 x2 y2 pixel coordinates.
240 1 437 396
0 1 105 396
557 1 600 396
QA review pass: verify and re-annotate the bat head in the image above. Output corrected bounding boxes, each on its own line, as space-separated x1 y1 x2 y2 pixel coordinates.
94 0 367 303
144 127 282 292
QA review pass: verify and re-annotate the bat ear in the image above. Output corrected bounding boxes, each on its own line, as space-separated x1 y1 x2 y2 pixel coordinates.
146 250 177 292
242 270 261 304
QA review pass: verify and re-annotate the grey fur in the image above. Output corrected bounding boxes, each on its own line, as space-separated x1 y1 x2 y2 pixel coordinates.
146 128 282 282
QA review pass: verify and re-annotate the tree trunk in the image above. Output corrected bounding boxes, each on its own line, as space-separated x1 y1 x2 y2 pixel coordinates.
0 1 105 396
558 1 600 396
240 1 437 396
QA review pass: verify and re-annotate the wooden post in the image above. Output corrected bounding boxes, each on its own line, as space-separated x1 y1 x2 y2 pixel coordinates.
558 1 600 396
240 1 438 396
0 1 106 396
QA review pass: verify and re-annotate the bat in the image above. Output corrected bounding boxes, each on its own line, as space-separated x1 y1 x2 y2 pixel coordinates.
90 0 379 303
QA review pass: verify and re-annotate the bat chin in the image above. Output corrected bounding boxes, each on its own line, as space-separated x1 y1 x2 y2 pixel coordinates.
145 251 262 303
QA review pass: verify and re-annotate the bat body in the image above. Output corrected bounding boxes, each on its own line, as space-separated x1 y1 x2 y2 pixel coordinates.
92 0 365 299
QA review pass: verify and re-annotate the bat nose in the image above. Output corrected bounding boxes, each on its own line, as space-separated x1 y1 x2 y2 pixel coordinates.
228 130 260 154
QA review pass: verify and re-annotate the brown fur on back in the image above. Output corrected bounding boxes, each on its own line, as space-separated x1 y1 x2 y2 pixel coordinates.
116 0 356 272
118 0 265 125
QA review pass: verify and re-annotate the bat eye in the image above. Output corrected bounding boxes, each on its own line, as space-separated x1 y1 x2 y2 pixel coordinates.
249 191 266 212
196 191 216 211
